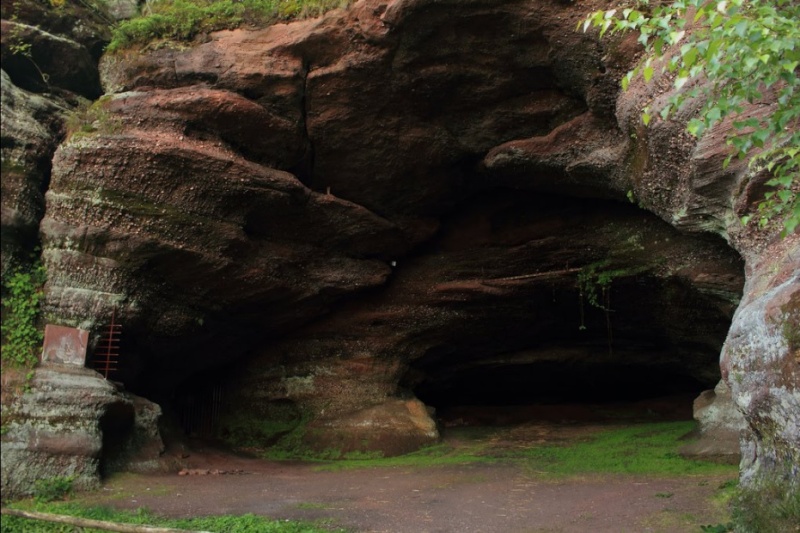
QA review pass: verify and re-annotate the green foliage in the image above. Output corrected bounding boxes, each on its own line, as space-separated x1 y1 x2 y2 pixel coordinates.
7 13 49 84
33 476 75 504
577 260 648 311
576 261 649 346
108 0 351 52
320 422 734 476
0 516 73 533
3 502 345 532
583 0 800 236
1 259 47 369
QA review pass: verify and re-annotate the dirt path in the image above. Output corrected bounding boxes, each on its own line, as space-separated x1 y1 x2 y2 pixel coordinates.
77 420 736 533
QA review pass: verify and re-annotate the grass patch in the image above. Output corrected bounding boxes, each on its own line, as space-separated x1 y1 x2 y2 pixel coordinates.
732 479 800 533
316 441 494 472
2 501 346 532
513 421 737 477
291 421 738 475
64 96 121 141
108 0 352 52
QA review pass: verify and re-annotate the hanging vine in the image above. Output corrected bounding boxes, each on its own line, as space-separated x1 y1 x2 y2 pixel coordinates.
577 261 649 355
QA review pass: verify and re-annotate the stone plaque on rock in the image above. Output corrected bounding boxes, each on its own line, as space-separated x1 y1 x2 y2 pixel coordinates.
41 324 89 366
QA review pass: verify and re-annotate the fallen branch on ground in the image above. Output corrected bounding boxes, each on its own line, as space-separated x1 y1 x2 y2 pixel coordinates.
0 507 213 533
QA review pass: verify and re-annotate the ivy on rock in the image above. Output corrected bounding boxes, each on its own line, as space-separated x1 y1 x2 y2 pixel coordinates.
583 0 799 236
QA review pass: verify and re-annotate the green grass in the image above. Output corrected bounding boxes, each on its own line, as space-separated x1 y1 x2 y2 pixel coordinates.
313 421 737 477
269 421 739 477
513 421 738 477
108 0 352 52
732 479 800 533
2 502 346 533
317 441 495 471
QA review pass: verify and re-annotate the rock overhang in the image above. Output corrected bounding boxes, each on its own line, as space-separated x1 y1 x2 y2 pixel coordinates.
1 0 795 491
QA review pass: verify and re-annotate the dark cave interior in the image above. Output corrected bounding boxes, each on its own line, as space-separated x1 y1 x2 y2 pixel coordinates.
107 194 744 437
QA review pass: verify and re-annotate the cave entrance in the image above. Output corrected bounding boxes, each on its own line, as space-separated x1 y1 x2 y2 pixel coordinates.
172 372 226 438
396 192 744 430
411 357 709 428
98 401 135 477
400 275 733 429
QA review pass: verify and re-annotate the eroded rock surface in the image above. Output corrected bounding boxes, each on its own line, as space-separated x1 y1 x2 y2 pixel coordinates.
226 192 743 450
0 70 66 276
0 364 163 499
680 380 746 464
722 235 799 489
3 0 797 499
1 0 112 274
43 0 636 394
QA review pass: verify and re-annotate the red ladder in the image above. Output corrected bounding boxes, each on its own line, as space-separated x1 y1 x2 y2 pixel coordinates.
94 309 121 379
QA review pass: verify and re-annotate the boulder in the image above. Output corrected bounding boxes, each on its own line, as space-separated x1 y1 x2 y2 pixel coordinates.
0 364 163 499
304 399 439 457
680 380 746 464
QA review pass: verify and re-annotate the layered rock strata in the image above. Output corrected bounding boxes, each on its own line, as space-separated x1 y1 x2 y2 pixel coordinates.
1 0 796 498
0 364 163 499
0 0 112 275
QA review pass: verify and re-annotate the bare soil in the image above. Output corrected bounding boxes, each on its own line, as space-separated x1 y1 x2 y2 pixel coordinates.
76 408 736 533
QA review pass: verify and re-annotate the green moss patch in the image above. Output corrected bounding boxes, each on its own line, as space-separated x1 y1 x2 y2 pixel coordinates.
316 421 737 477
513 421 737 477
108 0 352 52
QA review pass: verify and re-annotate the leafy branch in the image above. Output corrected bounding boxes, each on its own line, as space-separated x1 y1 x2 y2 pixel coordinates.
582 0 799 236
7 18 50 85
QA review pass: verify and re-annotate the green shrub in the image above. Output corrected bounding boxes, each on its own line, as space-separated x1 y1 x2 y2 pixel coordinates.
33 476 75 503
1 260 47 369
108 0 352 52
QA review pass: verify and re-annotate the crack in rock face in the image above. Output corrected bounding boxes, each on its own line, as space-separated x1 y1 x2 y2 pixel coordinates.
1 0 797 498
